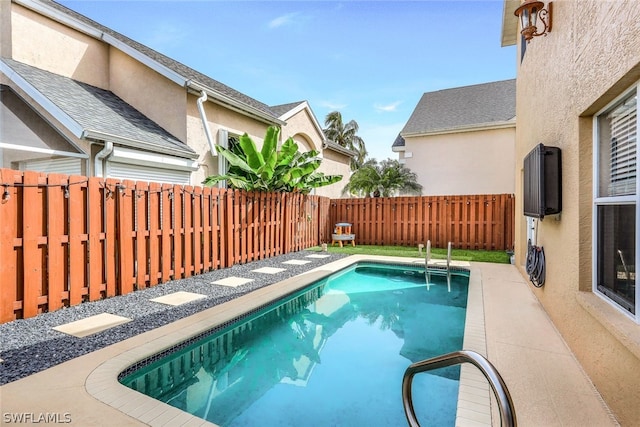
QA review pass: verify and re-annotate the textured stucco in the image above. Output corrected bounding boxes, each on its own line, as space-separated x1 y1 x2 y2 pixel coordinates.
316 148 350 199
280 107 323 152
513 1 640 424
109 49 187 142
403 127 515 196
11 4 109 88
3 1 352 186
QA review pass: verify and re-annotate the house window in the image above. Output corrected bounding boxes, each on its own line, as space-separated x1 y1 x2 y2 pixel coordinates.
594 86 638 319
216 129 240 188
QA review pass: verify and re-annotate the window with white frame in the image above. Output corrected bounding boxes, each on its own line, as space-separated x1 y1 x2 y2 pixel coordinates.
216 129 240 188
594 86 638 318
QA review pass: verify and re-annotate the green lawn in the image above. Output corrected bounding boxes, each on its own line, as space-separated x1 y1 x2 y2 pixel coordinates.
308 244 511 264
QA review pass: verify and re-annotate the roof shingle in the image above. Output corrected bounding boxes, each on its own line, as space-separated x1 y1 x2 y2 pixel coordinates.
39 0 280 121
2 58 196 157
401 79 516 136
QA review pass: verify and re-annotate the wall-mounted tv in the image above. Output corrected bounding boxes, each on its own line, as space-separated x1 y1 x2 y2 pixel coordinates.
523 143 562 219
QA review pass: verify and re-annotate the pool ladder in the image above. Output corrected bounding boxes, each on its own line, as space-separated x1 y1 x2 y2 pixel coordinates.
402 350 517 427
424 241 452 288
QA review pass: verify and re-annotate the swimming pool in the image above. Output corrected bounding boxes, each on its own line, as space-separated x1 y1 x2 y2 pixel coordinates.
119 262 469 426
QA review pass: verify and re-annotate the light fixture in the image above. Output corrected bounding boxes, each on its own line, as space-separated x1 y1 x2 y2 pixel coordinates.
514 0 552 43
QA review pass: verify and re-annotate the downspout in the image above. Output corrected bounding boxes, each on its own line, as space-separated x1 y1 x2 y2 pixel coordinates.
94 141 113 177
197 91 216 155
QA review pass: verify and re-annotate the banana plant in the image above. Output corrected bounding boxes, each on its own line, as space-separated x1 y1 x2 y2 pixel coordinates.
203 126 342 194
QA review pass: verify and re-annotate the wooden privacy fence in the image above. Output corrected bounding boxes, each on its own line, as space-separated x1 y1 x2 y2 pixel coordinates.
0 168 330 322
329 194 515 251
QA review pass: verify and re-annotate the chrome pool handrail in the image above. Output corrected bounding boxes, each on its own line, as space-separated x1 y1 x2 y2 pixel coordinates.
402 349 517 427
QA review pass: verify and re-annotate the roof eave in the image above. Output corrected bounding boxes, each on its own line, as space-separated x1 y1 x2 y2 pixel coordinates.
187 82 285 127
1 58 85 138
83 129 199 160
501 0 520 47
277 101 326 143
324 140 356 157
402 120 516 138
16 0 284 126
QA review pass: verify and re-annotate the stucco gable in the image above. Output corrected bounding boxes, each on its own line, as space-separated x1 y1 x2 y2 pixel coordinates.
2 58 196 158
21 0 280 123
270 101 306 118
401 79 516 136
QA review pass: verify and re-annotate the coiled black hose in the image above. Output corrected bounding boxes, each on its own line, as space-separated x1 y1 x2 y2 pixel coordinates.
525 239 545 287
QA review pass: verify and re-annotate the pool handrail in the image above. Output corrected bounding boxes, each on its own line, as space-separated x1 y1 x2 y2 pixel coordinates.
402 349 517 427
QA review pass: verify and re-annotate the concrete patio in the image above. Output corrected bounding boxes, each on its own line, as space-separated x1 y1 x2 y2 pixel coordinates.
0 258 618 426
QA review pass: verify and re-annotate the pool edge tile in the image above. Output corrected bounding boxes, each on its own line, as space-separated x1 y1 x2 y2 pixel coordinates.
85 255 475 427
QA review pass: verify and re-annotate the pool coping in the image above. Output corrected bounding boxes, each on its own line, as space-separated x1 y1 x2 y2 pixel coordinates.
84 255 490 427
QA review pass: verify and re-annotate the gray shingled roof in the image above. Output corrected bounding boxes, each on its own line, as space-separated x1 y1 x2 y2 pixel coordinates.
401 79 516 136
270 101 306 118
2 58 196 158
392 134 405 148
40 0 279 121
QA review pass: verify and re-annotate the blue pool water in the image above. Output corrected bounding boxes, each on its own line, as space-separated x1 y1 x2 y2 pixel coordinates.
120 263 469 426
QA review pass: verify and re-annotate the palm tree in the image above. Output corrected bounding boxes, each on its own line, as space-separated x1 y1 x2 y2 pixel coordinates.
342 159 422 198
323 111 367 171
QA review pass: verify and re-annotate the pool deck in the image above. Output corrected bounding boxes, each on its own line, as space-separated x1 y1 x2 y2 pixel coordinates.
0 257 619 426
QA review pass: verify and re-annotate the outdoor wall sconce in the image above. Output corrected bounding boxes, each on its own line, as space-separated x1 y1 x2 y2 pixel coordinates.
514 0 552 42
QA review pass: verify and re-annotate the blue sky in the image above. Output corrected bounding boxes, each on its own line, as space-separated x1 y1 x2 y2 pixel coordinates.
58 0 516 162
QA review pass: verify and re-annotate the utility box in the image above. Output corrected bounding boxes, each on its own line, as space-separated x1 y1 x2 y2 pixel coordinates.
523 143 562 220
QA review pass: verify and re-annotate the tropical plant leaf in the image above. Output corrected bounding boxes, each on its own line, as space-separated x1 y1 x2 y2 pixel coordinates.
261 126 278 179
216 145 255 175
238 133 264 170
277 138 299 167
203 126 343 193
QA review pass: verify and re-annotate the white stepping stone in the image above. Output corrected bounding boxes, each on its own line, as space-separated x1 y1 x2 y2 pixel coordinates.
150 291 207 306
305 254 331 259
52 313 132 338
252 267 287 274
282 260 311 265
212 276 254 287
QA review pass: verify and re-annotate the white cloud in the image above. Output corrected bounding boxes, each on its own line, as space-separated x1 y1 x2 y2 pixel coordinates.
268 12 300 29
319 101 348 110
374 101 402 113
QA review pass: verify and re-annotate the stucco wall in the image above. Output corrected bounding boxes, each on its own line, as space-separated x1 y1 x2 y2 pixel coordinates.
280 107 323 152
513 1 640 424
403 127 515 196
109 49 187 142
316 149 350 199
11 4 109 88
186 96 270 185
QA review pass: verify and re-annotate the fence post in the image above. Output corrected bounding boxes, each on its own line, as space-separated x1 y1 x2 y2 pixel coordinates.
117 180 135 295
88 177 103 300
105 179 118 297
47 173 66 311
148 182 161 286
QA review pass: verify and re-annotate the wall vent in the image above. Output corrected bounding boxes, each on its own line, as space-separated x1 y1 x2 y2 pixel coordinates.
523 143 562 219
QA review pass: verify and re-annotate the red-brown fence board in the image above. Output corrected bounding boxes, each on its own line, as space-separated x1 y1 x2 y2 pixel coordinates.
0 167 513 323
88 177 103 301
329 194 514 250
47 174 66 311
104 179 117 297
118 180 135 295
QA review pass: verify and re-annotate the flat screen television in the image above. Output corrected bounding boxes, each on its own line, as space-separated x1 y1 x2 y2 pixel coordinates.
523 143 562 219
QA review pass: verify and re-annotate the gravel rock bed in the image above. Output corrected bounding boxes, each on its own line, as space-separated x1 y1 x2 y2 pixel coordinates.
0 250 347 385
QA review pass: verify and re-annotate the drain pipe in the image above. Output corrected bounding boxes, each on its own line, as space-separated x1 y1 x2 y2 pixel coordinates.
94 140 113 177
197 90 216 155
